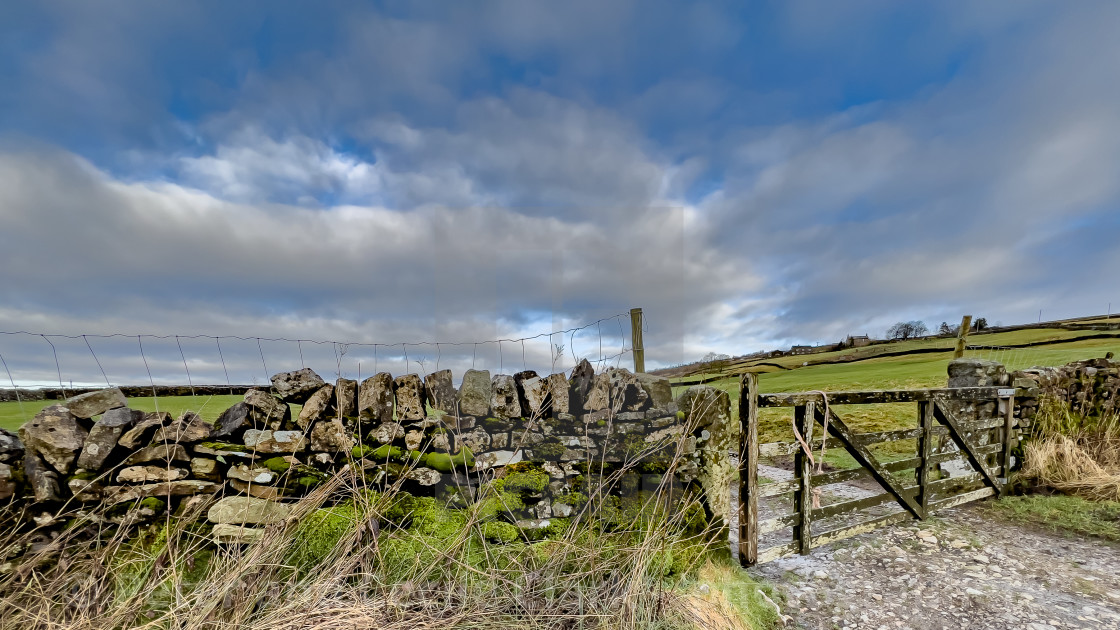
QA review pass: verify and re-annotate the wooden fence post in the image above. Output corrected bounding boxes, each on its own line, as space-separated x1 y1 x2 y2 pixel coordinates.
739 372 759 566
794 402 814 555
954 315 973 359
1002 395 1015 495
630 308 645 373
917 401 934 518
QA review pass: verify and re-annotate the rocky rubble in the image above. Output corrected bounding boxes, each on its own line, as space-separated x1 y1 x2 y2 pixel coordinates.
0 361 734 548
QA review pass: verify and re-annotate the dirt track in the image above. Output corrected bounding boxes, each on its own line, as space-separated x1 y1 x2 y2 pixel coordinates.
749 503 1120 630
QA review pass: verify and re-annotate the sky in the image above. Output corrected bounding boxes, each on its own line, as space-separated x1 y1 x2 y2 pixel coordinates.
1 1 1119 387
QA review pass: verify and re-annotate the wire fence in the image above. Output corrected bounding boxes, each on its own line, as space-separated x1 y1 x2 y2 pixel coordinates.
0 312 640 399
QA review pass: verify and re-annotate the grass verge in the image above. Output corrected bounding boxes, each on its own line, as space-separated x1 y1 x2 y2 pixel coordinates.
984 494 1120 542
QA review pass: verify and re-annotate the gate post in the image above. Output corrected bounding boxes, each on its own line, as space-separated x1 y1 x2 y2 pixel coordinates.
738 372 759 566
794 402 815 555
629 308 645 373
917 401 934 518
1001 394 1015 496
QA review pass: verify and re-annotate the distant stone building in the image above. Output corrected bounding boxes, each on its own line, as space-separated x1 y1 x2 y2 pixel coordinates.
843 335 871 348
790 345 813 355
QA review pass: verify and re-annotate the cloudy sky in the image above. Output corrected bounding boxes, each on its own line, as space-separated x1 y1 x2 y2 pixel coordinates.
1 1 1118 387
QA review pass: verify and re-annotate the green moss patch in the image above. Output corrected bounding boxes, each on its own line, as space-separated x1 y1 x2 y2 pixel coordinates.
422 447 475 473
287 504 361 570
198 441 248 452
261 456 295 473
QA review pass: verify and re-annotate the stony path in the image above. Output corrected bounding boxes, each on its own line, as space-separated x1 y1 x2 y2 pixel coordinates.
749 503 1120 630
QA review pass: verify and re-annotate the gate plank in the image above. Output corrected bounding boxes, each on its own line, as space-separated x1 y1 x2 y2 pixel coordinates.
812 406 924 520
759 512 800 535
933 401 1003 495
810 469 996 521
809 487 995 549
759 479 798 498
757 541 799 564
813 442 1003 487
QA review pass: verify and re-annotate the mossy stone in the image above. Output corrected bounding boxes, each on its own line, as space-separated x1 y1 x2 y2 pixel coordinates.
138 497 166 513
372 445 405 460
481 521 520 543
422 447 475 473
529 437 565 461
287 504 360 570
262 456 294 473
500 464 549 495
199 441 248 452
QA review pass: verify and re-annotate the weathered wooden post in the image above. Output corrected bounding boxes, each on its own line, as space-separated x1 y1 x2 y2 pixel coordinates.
953 315 973 359
794 402 815 555
1001 394 1015 496
630 307 645 373
739 372 759 566
917 401 934 518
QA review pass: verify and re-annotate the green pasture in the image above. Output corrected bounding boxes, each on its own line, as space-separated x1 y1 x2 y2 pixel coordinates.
684 327 1114 382
0 394 246 433
673 334 1120 462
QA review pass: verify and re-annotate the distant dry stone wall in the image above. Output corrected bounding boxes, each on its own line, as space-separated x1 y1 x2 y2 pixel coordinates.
1011 357 1119 419
0 361 734 543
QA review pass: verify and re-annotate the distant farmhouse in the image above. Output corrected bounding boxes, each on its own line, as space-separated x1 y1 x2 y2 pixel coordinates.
843 334 871 348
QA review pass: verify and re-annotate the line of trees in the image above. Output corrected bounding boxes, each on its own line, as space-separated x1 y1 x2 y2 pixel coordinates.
888 317 989 340
886 321 929 340
936 317 988 336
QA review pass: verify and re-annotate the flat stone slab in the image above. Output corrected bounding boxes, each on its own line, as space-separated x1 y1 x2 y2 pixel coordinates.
65 388 127 419
103 480 220 505
243 429 307 453
207 495 292 525
123 443 190 465
212 523 266 544
117 465 189 483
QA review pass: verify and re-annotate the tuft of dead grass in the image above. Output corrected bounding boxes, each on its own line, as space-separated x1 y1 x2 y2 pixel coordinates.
1020 396 1120 501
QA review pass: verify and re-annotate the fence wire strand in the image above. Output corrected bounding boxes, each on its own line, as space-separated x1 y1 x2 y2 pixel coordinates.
83 335 111 388
0 311 635 389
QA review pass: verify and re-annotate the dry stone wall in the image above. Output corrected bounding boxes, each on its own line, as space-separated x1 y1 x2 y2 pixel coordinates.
0 361 734 543
1010 357 1119 419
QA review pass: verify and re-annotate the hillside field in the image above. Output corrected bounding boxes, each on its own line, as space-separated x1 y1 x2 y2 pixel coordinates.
671 329 1120 459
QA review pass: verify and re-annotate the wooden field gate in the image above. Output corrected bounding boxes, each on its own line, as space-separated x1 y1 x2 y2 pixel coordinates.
736 373 1029 566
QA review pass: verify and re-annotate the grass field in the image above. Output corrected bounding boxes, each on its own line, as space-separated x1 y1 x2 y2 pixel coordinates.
672 333 1120 457
0 394 247 433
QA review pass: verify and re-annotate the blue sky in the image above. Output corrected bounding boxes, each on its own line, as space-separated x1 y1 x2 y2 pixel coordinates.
0 1 1118 386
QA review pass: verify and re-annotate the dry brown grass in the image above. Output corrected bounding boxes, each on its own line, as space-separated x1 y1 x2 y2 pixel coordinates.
1021 397 1120 501
0 452 777 630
